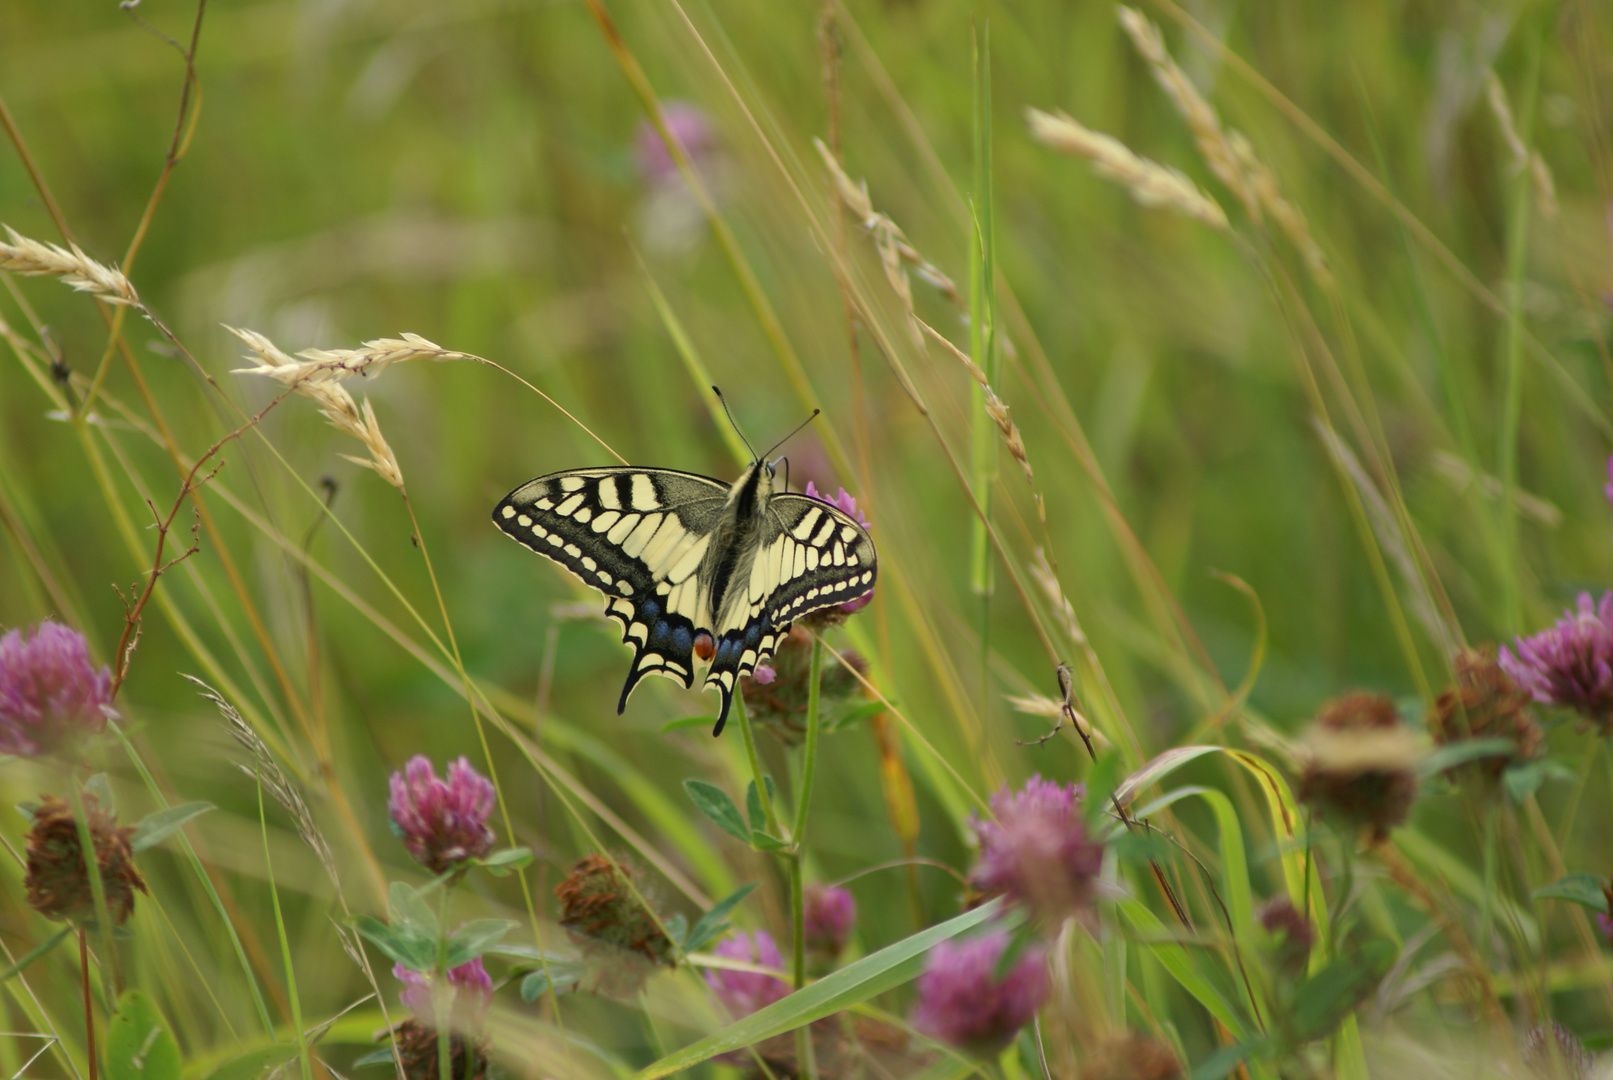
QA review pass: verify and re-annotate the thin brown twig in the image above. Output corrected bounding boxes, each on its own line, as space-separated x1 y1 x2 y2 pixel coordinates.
108 389 292 696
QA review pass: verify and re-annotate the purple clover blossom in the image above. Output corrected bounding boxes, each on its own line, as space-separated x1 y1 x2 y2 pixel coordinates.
750 663 777 686
387 756 496 874
0 621 114 758
802 884 856 961
910 930 1048 1057
393 958 494 1033
805 481 874 614
970 776 1104 924
706 930 790 1018
1500 592 1613 730
635 102 718 186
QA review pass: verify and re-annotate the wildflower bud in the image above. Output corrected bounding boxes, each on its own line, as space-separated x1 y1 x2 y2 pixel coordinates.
1431 649 1542 787
800 482 873 626
802 884 856 964
1501 592 1613 733
1078 1033 1183 1080
970 777 1104 925
394 958 494 1034
1256 897 1314 977
1520 1021 1592 1080
24 793 146 925
1597 879 1613 940
739 626 870 745
706 930 791 1017
910 929 1048 1057
1297 692 1420 842
0 621 114 758
387 756 496 875
555 854 674 994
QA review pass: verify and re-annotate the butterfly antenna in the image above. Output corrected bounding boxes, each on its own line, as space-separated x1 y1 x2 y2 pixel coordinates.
712 386 758 461
762 408 821 461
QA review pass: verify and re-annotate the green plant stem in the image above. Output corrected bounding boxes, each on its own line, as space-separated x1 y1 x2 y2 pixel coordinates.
438 885 453 1080
793 638 825 845
257 780 312 1080
734 695 783 838
66 780 117 1015
79 928 97 1080
791 637 824 1080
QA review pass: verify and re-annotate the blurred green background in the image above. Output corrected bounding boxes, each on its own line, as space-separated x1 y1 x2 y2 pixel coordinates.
2 0 1612 1073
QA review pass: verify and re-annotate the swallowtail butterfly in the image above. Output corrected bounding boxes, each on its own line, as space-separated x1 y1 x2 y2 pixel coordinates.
493 405 876 736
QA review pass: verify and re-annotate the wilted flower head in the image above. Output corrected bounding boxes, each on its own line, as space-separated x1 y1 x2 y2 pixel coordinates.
803 884 856 963
740 626 871 745
970 776 1104 924
393 1019 489 1080
803 481 874 622
0 621 113 758
1257 897 1315 977
1431 648 1542 787
1521 1021 1593 1080
555 854 675 994
1297 691 1420 842
24 793 146 925
387 756 496 874
394 957 494 1034
1501 592 1613 732
1078 1033 1183 1080
910 930 1048 1057
706 930 791 1018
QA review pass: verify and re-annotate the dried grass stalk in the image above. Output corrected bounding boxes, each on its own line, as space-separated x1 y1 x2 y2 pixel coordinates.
184 676 341 893
1116 8 1255 220
1026 108 1227 230
1 226 139 306
229 326 406 490
814 138 961 346
1029 547 1086 648
1484 73 1558 221
918 320 1034 486
1117 8 1332 286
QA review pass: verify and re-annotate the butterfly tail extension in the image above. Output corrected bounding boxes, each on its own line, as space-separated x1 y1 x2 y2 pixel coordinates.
704 619 783 737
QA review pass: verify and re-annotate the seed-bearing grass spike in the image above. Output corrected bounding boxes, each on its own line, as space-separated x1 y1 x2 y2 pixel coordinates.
493 391 876 736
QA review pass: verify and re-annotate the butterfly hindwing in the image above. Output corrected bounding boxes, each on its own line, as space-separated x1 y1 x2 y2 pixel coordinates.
494 468 728 705
698 493 877 724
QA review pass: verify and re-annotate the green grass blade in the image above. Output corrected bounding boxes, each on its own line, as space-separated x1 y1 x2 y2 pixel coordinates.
630 899 1003 1078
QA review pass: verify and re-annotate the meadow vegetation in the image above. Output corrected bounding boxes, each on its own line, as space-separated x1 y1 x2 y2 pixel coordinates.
1 1 1612 1078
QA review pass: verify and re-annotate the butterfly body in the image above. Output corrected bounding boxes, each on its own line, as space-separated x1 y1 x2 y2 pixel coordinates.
494 458 875 734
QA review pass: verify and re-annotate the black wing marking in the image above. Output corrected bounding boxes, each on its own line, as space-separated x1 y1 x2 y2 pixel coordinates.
699 494 877 735
493 468 727 711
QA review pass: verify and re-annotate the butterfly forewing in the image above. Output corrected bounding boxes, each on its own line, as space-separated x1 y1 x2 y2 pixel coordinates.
494 468 728 706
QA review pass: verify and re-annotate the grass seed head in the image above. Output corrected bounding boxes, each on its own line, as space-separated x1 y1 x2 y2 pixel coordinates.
1026 108 1228 230
0 226 139 306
